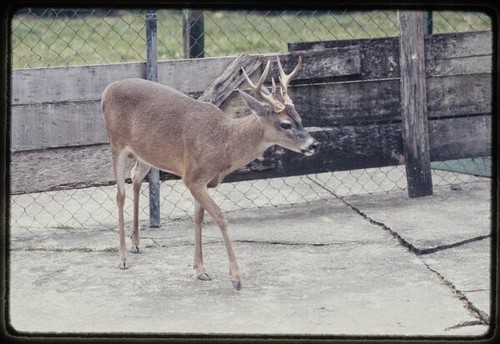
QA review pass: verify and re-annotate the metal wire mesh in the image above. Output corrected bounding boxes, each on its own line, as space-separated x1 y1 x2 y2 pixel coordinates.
11 8 147 68
431 10 492 33
10 8 492 232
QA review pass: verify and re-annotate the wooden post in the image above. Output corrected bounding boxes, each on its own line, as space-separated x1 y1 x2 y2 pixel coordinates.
197 53 262 106
183 9 205 58
146 9 161 227
398 11 433 198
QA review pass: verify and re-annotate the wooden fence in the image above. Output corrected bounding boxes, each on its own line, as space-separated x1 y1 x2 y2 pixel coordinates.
10 26 491 197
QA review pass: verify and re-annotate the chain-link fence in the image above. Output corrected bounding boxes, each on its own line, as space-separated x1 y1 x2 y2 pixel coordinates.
11 9 492 68
10 8 492 232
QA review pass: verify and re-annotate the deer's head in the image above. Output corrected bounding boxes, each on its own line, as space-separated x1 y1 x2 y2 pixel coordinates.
239 56 319 156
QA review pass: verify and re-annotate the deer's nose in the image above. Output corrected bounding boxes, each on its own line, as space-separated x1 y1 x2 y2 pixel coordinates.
301 140 320 156
309 141 320 151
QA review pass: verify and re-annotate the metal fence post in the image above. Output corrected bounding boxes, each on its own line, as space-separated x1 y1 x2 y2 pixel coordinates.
146 9 161 227
423 11 433 35
183 9 205 58
397 11 433 198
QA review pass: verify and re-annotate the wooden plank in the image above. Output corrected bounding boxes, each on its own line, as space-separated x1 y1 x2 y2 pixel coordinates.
222 73 491 128
288 79 401 127
10 58 230 106
265 47 361 83
425 30 492 60
290 36 400 80
429 115 491 161
398 10 433 197
10 144 117 194
11 63 146 106
198 53 262 107
289 30 492 78
10 114 490 194
292 74 491 125
426 55 491 76
11 47 360 106
427 73 491 119
158 56 233 96
290 31 491 59
11 100 107 151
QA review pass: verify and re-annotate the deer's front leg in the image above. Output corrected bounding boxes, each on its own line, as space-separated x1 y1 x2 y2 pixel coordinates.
186 182 241 290
193 200 211 281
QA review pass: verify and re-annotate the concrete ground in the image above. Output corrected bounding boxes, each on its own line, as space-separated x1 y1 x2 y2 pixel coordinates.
8 179 492 338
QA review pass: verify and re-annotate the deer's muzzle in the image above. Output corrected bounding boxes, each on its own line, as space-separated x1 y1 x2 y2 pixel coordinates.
301 140 320 156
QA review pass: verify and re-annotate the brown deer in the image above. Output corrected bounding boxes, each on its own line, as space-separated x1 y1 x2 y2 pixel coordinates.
101 56 318 290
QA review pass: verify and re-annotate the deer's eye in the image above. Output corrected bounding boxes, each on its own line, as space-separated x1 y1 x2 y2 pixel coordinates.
279 121 292 130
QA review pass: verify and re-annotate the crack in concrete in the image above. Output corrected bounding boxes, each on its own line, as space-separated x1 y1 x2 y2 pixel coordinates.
306 176 491 255
13 237 365 253
445 320 486 331
332 200 490 256
462 288 489 293
235 239 363 247
142 238 362 248
417 235 491 255
12 246 117 253
426 262 490 326
305 176 423 254
305 176 490 327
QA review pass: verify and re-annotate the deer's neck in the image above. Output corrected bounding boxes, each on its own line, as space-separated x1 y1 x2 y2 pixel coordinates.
225 114 272 171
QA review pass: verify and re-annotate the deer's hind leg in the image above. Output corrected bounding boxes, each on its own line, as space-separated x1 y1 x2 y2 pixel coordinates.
130 160 151 253
193 200 211 281
111 146 129 269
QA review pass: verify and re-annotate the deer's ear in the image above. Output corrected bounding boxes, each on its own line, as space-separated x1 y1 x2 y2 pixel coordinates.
238 90 273 117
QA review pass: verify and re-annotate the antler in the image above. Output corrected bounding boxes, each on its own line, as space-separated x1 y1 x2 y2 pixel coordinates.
277 55 302 105
242 60 285 113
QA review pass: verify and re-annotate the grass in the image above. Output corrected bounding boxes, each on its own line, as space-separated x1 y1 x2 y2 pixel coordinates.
12 10 148 68
11 9 492 69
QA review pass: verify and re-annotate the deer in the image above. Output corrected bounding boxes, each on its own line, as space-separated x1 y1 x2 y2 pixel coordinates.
101 56 319 290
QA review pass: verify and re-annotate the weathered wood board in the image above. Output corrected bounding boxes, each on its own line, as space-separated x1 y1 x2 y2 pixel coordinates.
11 71 491 152
11 47 361 106
11 100 106 151
397 10 432 197
223 72 491 127
11 144 117 194
197 53 262 106
10 114 490 195
289 30 492 78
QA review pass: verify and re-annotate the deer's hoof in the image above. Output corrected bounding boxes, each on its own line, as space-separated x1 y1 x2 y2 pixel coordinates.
231 280 242 291
130 245 140 254
193 272 212 281
118 261 129 270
